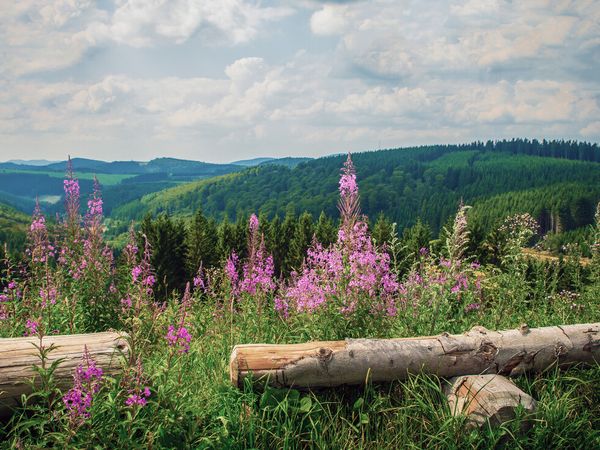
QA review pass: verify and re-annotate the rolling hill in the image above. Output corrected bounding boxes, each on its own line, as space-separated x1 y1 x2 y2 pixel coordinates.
111 139 600 236
0 156 315 216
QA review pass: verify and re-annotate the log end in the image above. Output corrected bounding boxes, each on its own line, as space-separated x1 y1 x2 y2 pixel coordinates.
445 374 536 429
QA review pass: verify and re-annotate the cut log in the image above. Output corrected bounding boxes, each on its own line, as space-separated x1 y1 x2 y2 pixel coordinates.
444 374 536 429
0 332 128 416
230 322 600 388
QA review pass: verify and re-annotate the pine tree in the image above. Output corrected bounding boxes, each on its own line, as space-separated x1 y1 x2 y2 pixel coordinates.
315 211 337 246
288 212 314 271
280 212 298 276
186 209 218 275
372 212 394 248
217 217 236 261
140 213 188 301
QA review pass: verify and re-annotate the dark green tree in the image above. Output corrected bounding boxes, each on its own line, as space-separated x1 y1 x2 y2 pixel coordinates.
186 208 218 275
288 212 314 271
140 213 188 301
315 211 337 246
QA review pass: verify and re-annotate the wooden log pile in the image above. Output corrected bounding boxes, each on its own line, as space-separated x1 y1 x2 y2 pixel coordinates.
230 323 600 427
0 332 128 416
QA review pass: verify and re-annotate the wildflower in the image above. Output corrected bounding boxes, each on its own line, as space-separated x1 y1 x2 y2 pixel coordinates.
142 275 156 287
282 154 398 317
226 252 240 294
124 358 151 408
25 319 39 336
121 295 132 312
273 297 289 318
132 266 142 282
125 393 149 407
465 303 481 313
165 325 192 353
63 347 104 423
165 282 193 353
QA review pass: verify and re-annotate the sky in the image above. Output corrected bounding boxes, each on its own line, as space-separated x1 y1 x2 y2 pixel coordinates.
0 0 599 163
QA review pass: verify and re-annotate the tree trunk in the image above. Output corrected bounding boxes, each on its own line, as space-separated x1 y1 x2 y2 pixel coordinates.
444 374 536 429
230 323 600 388
0 332 128 416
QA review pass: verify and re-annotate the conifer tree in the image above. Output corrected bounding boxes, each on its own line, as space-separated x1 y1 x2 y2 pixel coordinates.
315 211 337 246
288 212 314 271
140 213 187 300
186 209 218 274
280 212 298 276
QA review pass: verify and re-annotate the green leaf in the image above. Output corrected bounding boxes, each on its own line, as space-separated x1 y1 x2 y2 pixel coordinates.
299 396 312 413
353 397 364 411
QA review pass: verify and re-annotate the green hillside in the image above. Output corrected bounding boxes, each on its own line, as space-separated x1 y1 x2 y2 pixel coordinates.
0 202 30 254
112 139 600 235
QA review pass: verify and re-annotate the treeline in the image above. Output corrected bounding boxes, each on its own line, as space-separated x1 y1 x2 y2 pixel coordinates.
140 190 600 299
112 139 600 235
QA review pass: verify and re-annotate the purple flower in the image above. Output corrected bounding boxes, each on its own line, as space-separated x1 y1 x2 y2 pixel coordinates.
249 214 259 234
281 156 398 318
166 325 192 353
142 275 156 287
63 347 103 424
465 303 481 313
125 394 147 407
132 266 142 282
25 319 39 336
226 252 240 294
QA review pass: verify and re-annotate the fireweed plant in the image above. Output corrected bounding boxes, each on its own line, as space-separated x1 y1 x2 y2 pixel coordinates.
0 155 599 448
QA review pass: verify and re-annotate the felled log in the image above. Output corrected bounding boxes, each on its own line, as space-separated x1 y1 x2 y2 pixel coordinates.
0 332 128 416
444 374 536 429
230 323 600 388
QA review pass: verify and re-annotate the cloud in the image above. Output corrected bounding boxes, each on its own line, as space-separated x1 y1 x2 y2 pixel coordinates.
92 0 293 47
310 4 351 36
315 0 599 82
0 0 598 161
0 0 294 76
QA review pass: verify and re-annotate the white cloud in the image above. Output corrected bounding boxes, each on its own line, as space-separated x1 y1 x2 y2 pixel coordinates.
0 0 293 76
0 0 598 161
310 4 350 36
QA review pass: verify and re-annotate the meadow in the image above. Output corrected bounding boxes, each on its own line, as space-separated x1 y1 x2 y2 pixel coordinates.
0 156 599 449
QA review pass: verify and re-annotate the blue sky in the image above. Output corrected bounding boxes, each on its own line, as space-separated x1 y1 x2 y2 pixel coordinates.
1 0 599 163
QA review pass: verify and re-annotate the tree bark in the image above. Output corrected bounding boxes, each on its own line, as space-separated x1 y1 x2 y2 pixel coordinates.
444 374 536 429
230 323 600 388
0 332 128 416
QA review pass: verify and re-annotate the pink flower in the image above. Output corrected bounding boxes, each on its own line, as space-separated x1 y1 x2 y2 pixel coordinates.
25 319 39 336
132 266 142 282
249 214 259 234
165 325 192 353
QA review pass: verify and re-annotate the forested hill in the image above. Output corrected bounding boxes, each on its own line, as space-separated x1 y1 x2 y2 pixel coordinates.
0 202 29 255
112 139 600 234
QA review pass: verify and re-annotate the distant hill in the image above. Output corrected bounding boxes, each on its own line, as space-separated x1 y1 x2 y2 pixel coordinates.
0 157 245 215
111 139 600 236
232 156 312 168
6 159 60 166
258 157 313 168
231 157 276 166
